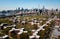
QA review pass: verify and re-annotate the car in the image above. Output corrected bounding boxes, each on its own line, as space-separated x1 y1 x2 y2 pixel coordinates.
58 27 60 31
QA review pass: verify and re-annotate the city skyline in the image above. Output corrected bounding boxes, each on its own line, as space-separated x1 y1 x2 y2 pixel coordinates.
0 0 60 11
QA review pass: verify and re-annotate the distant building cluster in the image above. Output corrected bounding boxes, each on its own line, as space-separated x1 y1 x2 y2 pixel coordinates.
0 7 60 17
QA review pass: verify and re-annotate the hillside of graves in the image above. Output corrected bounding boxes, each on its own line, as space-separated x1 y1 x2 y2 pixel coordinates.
0 15 55 39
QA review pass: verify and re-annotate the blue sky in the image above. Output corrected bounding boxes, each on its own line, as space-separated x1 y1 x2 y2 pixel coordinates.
0 0 60 10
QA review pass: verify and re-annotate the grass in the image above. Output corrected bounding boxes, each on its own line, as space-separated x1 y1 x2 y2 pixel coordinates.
19 15 49 20
0 18 13 24
0 32 5 37
0 15 51 39
1 27 12 35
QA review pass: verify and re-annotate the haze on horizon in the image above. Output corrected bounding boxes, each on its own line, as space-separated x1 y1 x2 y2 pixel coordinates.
0 0 60 11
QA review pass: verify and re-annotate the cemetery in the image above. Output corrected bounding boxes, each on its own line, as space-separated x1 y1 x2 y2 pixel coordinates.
0 15 56 39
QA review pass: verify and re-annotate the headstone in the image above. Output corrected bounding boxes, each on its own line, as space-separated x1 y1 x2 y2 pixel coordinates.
35 35 40 39
29 36 35 39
